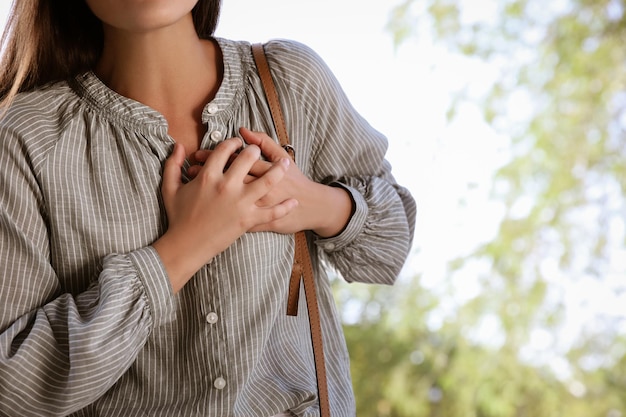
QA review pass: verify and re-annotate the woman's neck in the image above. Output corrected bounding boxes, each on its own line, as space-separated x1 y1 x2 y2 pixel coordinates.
95 13 221 118
94 13 223 153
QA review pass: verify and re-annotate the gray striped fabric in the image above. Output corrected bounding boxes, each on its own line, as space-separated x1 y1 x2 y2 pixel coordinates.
0 38 416 416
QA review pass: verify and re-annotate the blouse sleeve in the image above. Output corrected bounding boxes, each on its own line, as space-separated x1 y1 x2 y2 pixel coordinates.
0 120 175 416
264 40 417 285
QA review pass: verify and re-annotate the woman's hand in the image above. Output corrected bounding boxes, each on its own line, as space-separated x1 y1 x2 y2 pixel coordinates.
153 137 298 293
190 128 353 238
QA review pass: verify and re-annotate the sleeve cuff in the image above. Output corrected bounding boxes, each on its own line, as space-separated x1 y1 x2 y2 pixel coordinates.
126 246 176 327
314 183 368 252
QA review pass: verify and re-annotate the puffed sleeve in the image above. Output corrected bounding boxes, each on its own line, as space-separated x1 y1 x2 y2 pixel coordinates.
0 112 175 416
264 40 417 285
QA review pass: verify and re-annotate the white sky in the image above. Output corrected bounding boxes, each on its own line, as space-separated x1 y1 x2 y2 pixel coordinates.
218 0 509 270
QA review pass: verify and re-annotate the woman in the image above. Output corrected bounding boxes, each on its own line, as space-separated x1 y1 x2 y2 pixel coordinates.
0 0 416 416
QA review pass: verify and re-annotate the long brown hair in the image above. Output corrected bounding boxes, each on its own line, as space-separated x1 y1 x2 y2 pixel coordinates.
0 0 222 108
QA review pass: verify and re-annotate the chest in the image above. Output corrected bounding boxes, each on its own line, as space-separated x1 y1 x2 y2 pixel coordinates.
37 124 296 295
36 127 166 288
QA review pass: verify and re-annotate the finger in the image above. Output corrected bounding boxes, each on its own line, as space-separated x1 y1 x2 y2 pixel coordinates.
248 159 273 178
239 127 289 162
192 149 211 164
193 151 238 173
249 198 299 232
192 137 243 163
200 137 243 175
187 164 202 179
225 144 262 179
162 143 186 201
247 157 291 199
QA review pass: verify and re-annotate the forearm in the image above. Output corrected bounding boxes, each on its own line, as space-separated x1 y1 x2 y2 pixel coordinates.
0 250 172 416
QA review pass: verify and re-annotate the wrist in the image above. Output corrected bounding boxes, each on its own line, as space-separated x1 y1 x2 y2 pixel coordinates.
152 230 216 293
310 182 354 238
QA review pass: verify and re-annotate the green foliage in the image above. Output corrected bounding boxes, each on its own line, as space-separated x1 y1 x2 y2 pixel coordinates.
341 0 626 415
402 0 626 279
338 276 583 416
387 0 418 46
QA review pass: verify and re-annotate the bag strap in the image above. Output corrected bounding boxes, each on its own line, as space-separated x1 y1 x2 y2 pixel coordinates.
251 43 331 417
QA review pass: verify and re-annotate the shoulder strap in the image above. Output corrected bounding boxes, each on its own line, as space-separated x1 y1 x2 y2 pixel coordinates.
251 43 290 148
251 43 331 417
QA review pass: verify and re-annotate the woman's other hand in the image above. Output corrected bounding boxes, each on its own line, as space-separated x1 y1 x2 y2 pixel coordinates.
191 128 353 239
153 137 298 293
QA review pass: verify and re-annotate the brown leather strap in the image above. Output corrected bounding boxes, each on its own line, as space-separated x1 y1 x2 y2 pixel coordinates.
251 44 290 149
252 43 301 315
252 43 331 417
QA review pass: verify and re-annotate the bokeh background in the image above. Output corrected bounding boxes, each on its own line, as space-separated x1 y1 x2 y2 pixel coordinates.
2 0 625 415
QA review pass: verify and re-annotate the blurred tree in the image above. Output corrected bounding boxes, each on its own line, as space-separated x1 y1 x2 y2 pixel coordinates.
340 0 626 416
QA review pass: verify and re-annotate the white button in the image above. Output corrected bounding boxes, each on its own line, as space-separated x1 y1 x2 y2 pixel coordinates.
205 312 218 324
214 377 226 390
324 242 336 251
207 103 219 114
210 130 223 141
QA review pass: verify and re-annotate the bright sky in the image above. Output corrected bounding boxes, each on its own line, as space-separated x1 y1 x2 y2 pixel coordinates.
217 0 509 276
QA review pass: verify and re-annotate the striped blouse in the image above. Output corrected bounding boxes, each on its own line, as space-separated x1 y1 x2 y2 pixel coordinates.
0 38 416 416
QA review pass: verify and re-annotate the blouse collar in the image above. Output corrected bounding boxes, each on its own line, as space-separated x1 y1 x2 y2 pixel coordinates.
71 37 250 134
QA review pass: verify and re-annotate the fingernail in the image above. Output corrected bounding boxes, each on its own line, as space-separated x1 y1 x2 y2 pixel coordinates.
280 158 290 167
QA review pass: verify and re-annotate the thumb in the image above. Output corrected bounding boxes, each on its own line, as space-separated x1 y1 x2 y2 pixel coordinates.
162 143 186 201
